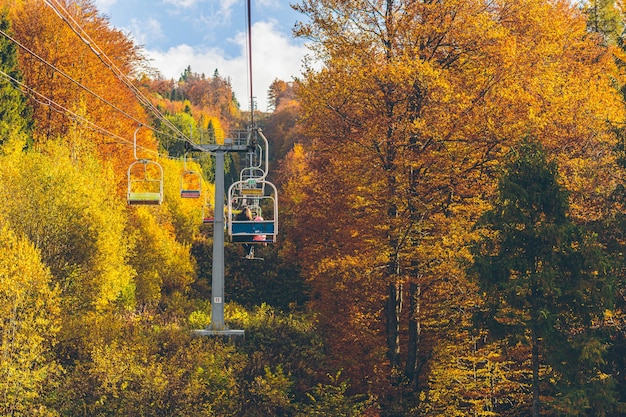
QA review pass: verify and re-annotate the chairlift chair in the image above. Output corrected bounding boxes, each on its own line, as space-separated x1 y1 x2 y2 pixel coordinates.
181 170 202 198
127 125 164 205
228 179 278 244
127 159 164 205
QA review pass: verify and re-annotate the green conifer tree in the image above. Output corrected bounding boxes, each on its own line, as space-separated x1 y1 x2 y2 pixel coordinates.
0 8 31 152
470 139 617 416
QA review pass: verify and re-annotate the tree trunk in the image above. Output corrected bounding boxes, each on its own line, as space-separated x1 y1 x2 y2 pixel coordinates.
386 280 402 384
405 281 420 387
532 327 540 417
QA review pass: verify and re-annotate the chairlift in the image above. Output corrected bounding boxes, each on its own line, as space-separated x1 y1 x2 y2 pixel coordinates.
127 126 164 205
239 177 265 197
243 130 270 180
181 170 202 198
232 130 269 197
180 152 202 198
245 141 264 171
227 179 278 244
240 166 266 183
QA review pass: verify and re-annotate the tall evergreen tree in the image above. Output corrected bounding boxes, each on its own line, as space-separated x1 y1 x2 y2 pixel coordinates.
470 139 617 416
602 125 626 415
0 7 31 152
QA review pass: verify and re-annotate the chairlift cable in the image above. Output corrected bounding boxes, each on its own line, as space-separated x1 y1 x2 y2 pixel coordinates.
0 28 185 142
43 0 192 145
0 68 159 155
247 0 254 129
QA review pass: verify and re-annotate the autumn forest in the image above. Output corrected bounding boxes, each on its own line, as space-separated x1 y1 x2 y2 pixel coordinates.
1 0 626 415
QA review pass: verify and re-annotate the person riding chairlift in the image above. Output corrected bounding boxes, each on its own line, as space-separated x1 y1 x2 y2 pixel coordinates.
233 206 254 258
252 213 267 245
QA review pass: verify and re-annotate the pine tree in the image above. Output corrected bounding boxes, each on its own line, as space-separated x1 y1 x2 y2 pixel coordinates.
470 139 617 416
0 8 31 152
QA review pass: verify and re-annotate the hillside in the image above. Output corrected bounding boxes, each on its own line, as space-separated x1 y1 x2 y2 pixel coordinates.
1 0 626 416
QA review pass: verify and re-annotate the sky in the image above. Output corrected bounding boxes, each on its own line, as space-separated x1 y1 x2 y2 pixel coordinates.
93 0 311 111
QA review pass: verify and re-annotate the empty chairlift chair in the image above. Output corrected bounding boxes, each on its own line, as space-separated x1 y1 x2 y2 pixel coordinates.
180 152 202 198
181 170 202 198
127 125 164 205
127 159 164 205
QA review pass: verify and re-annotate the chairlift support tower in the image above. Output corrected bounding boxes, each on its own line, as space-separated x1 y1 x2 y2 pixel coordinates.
192 131 252 337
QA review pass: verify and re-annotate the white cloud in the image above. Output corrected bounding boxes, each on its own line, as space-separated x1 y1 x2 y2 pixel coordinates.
93 0 118 13
257 0 279 7
162 0 201 7
216 0 240 20
146 43 234 81
126 18 165 46
145 19 308 111
246 20 308 108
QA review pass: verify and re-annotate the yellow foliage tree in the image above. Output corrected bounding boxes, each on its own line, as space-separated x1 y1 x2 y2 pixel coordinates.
0 141 135 313
0 217 61 416
127 206 196 307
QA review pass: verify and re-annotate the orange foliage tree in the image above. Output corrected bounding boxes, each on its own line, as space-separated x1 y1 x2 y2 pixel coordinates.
6 0 158 185
289 0 625 407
